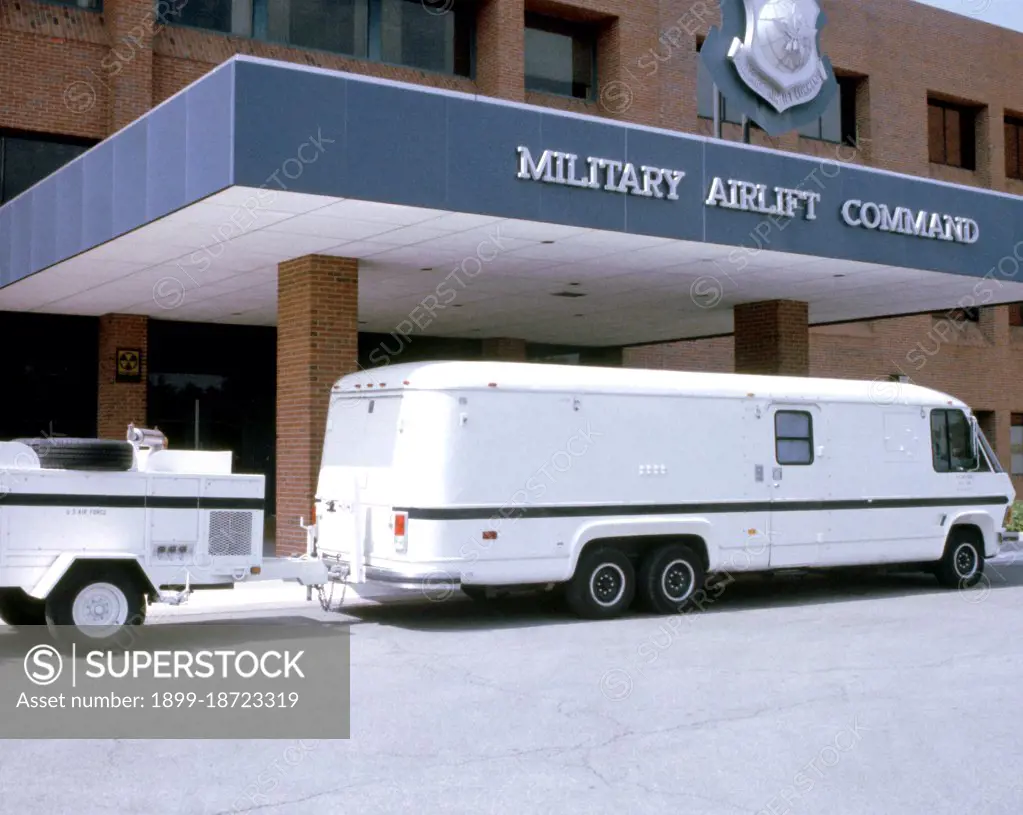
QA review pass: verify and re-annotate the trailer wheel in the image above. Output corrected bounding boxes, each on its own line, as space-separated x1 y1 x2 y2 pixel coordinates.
637 543 706 615
935 528 985 589
566 547 635 620
15 437 135 472
0 588 47 628
45 569 146 641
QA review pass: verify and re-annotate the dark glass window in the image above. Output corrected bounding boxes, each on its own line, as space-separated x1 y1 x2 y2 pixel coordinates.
380 0 472 76
1005 116 1023 181
525 13 596 100
696 38 742 124
798 75 860 145
928 98 977 170
775 411 814 466
256 0 369 56
0 131 96 204
39 0 101 9
163 0 251 35
930 409 978 472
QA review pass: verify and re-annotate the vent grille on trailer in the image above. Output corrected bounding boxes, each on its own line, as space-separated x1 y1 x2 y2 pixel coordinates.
208 511 253 557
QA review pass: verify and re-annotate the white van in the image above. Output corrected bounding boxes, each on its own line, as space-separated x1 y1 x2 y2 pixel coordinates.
313 361 1014 619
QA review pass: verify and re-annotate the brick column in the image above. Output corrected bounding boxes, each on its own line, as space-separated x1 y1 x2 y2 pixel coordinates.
97 314 148 439
104 0 155 133
475 0 525 102
277 255 359 555
481 337 527 361
734 300 809 376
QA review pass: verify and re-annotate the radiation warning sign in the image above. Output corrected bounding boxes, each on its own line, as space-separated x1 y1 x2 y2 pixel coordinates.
116 348 142 383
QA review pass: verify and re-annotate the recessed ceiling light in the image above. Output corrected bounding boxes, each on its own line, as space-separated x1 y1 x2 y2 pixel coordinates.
420 267 434 272
551 291 586 298
541 240 556 244
568 282 582 287
453 304 463 308
834 274 846 278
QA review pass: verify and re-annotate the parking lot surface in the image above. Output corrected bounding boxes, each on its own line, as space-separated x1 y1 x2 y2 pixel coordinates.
2 562 1023 815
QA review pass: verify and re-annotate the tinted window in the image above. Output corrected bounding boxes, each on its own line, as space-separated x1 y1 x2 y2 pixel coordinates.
525 13 595 99
380 0 473 76
931 409 977 472
775 410 813 465
262 0 369 57
0 133 95 204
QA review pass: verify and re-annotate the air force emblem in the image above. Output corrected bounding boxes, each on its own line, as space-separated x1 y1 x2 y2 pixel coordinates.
728 0 828 113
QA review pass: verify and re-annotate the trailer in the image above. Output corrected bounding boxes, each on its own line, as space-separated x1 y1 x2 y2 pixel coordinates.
0 425 331 641
312 361 1016 618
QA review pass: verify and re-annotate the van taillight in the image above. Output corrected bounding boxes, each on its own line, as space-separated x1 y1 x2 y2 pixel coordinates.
392 511 408 553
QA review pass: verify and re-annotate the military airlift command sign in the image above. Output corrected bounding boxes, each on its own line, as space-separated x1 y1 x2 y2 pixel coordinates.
701 0 838 136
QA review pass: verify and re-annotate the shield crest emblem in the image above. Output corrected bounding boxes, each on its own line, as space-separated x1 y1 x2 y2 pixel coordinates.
728 0 828 113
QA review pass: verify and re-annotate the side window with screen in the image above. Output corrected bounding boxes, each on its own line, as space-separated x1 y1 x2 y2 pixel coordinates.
931 409 978 472
775 410 814 465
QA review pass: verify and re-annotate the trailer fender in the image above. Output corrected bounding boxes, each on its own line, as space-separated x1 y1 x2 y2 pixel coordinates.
945 511 999 558
568 517 718 574
28 552 157 601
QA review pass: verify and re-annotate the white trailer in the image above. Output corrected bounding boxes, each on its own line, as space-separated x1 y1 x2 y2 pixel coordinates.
313 361 1015 618
0 426 328 640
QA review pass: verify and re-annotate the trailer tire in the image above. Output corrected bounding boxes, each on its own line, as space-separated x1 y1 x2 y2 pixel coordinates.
566 547 635 620
637 543 706 615
14 437 134 472
45 568 146 642
935 528 985 589
0 588 47 628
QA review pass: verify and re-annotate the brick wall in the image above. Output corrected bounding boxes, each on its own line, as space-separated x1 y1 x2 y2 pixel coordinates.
276 255 359 556
734 300 809 376
97 314 148 439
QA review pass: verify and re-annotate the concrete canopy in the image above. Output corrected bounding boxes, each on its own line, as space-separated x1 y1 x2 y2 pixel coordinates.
1 55 1022 347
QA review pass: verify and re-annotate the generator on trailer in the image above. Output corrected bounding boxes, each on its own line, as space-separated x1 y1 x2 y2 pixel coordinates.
312 361 1015 618
0 425 328 640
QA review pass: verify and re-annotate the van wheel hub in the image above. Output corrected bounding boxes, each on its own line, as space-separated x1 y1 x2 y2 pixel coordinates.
954 543 978 578
590 564 626 607
661 560 696 601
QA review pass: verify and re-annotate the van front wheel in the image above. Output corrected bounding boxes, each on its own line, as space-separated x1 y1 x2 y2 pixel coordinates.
566 547 635 620
935 529 985 589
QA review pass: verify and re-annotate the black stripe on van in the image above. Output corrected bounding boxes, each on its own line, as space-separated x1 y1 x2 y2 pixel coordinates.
1 494 264 511
394 495 1011 521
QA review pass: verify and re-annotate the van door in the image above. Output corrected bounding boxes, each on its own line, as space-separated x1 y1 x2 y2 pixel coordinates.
765 403 828 568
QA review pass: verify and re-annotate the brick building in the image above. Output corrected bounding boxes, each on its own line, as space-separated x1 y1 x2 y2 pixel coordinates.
2 0 1023 552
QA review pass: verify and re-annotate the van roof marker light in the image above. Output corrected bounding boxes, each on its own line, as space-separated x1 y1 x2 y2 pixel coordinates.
403 380 410 385
488 383 498 388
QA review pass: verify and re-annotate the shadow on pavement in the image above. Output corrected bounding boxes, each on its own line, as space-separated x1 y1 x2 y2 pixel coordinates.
340 561 1023 632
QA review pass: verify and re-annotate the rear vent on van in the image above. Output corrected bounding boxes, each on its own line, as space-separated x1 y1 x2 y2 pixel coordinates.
208 511 254 557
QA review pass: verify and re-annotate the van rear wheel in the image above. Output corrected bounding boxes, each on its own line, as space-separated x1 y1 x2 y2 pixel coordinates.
566 547 635 620
637 543 706 614
935 528 985 589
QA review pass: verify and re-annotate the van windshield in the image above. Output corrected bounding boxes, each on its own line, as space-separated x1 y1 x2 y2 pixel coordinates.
321 395 402 468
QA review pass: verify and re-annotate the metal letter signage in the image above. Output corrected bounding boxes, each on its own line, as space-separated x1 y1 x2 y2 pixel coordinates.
516 146 686 200
841 200 980 244
705 176 820 220
729 0 828 113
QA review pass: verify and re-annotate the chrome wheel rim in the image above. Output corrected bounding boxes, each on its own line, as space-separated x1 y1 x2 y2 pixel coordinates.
590 563 627 608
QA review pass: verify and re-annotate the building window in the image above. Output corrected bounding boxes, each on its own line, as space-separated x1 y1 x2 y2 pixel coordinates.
797 75 860 145
257 0 369 56
1013 414 1023 475
379 0 473 76
1009 304 1023 327
524 13 596 100
696 38 742 124
1006 115 1023 181
928 98 977 170
775 411 814 465
40 0 101 9
0 130 97 204
930 409 977 472
164 0 252 36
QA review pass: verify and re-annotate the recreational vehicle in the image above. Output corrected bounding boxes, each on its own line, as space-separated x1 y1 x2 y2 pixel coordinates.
315 361 1014 618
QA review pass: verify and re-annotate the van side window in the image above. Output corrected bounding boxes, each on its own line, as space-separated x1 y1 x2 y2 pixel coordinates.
775 411 813 465
930 409 977 472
